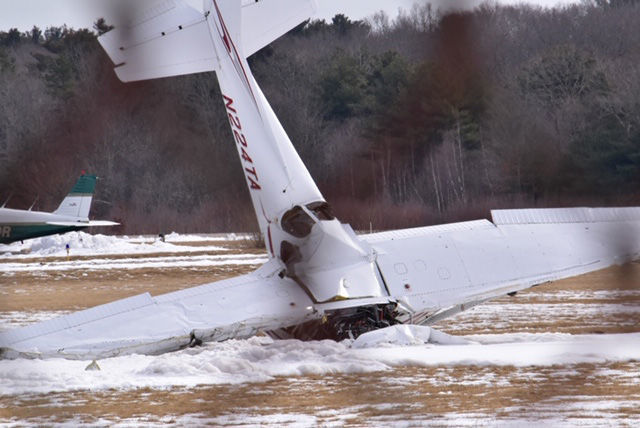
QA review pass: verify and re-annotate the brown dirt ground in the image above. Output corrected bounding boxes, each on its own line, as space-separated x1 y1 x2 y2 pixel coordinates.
1 362 638 425
0 240 264 311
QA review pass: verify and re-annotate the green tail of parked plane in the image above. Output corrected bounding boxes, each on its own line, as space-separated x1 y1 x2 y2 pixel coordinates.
0 173 119 245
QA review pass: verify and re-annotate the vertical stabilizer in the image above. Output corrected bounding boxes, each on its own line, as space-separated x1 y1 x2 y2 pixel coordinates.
53 174 97 219
208 0 324 251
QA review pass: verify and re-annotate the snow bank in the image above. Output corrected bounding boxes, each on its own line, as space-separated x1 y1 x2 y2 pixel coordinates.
2 330 639 396
0 254 268 273
127 232 252 243
163 232 250 242
31 232 150 255
0 231 227 258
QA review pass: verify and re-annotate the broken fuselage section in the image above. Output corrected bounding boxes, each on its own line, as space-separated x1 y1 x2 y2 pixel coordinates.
268 200 411 340
275 201 388 303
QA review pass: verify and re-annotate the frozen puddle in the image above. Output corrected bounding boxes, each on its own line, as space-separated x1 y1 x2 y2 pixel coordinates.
2 326 639 396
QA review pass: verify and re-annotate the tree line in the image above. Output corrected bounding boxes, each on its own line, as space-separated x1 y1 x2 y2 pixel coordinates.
1 0 640 235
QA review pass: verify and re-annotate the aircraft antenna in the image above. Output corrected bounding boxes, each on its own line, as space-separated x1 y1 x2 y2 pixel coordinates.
1 192 12 208
28 196 39 211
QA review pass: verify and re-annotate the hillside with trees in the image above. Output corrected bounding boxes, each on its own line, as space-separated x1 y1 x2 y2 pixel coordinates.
1 0 640 234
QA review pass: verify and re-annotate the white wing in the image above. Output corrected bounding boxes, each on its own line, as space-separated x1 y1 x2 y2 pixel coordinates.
0 261 316 359
362 207 640 324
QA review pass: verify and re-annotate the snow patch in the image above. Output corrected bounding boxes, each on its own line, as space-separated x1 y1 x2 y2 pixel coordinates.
352 325 474 348
126 232 251 243
0 231 229 258
162 232 249 242
0 311 71 332
0 254 268 273
2 332 639 396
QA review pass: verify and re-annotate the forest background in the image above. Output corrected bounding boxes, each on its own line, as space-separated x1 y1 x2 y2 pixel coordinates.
1 0 640 235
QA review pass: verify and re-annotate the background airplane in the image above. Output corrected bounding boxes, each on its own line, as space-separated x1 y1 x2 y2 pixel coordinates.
0 173 118 245
1 0 639 359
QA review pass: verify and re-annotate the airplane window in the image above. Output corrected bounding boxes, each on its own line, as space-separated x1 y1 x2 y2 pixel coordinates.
306 201 335 221
281 205 315 238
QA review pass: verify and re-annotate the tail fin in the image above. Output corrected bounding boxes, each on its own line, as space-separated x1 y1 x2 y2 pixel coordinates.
207 0 324 248
53 174 97 219
97 0 322 249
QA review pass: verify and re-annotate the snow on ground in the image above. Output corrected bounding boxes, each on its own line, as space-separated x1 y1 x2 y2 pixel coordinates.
5 411 634 428
0 311 72 331
0 254 268 273
128 232 251 243
0 414 320 428
0 231 232 258
437 300 640 333
1 327 639 396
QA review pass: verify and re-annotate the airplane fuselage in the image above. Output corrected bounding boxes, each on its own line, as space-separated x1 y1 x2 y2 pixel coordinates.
0 208 88 245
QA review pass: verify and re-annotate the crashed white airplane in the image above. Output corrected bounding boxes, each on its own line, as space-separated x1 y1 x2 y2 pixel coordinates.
2 0 640 359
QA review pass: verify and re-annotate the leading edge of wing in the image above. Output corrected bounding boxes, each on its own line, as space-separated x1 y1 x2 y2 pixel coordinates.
0 262 316 360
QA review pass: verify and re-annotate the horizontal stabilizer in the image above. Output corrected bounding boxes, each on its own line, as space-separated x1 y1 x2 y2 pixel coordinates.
46 221 119 227
97 0 318 82
98 0 217 82
86 220 120 227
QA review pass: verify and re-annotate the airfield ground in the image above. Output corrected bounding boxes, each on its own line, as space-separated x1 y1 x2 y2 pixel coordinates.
1 234 639 426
